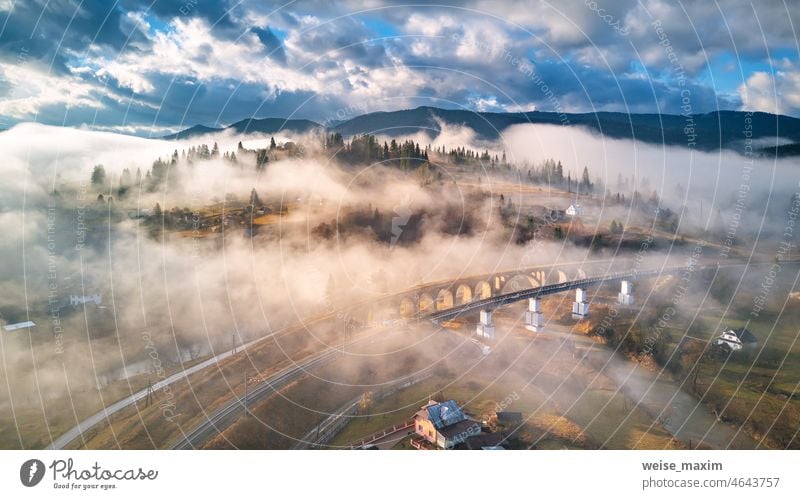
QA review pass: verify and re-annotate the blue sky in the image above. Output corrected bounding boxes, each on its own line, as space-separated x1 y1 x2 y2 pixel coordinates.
0 0 798 136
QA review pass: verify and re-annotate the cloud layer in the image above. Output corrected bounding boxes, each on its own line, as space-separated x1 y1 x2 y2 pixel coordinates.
0 1 799 135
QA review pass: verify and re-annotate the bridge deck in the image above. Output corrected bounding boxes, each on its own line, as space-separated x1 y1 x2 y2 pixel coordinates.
427 266 683 322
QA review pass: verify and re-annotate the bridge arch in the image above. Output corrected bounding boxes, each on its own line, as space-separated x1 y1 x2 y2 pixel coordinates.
455 284 473 304
419 293 434 314
436 289 454 310
501 274 537 294
576 268 587 279
556 270 568 284
399 297 416 318
474 281 492 300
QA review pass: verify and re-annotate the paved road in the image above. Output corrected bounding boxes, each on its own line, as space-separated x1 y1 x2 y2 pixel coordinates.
172 325 409 449
292 395 362 450
171 348 341 449
49 258 773 450
170 261 775 450
45 334 268 450
46 259 620 450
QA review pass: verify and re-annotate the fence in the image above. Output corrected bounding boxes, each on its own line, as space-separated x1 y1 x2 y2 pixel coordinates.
294 371 434 449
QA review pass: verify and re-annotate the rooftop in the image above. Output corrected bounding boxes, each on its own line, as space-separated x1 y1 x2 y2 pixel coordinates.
426 400 467 429
4 321 35 332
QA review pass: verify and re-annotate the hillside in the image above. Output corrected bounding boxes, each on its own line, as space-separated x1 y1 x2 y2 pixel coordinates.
161 106 800 154
333 107 800 153
162 118 322 141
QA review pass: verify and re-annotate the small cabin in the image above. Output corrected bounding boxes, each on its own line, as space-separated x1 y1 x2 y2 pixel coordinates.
566 204 583 217
716 328 757 351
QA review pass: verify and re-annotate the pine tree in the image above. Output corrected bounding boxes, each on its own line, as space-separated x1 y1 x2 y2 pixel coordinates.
581 166 591 192
91 164 106 186
555 161 564 182
249 188 261 207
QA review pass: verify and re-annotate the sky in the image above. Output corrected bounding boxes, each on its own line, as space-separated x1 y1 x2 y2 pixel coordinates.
0 0 798 136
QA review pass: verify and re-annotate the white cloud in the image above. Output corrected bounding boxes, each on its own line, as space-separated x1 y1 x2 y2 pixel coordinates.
469 95 500 111
0 62 107 118
80 17 322 98
738 66 800 116
405 13 457 37
95 60 154 94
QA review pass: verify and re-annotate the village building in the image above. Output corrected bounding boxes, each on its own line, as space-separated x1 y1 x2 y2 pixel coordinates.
4 321 35 332
414 400 481 449
716 328 757 351
566 203 583 217
70 293 102 306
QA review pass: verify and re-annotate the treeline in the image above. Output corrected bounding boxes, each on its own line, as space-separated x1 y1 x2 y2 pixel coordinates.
519 158 595 193
325 133 429 169
431 145 504 166
87 138 286 197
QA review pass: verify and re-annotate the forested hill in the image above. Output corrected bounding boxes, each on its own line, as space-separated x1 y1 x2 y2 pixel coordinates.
163 106 800 156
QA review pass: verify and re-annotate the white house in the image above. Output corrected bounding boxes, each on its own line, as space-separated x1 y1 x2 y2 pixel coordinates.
716 329 743 351
70 293 102 306
566 203 583 217
414 400 481 449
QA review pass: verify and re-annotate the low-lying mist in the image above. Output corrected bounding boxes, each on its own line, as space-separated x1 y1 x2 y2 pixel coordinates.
0 119 792 442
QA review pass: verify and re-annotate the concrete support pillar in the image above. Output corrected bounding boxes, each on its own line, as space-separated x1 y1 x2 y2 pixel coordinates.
525 298 544 332
572 288 589 318
617 280 633 305
476 309 495 339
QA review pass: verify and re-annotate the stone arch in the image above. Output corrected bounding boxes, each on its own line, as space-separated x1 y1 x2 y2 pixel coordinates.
419 293 434 314
474 281 492 300
501 274 537 294
455 284 473 304
399 297 416 318
435 289 454 310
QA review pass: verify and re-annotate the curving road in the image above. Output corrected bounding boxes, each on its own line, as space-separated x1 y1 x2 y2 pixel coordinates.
171 348 342 449
45 312 342 450
49 258 775 450
46 258 619 450
46 333 272 450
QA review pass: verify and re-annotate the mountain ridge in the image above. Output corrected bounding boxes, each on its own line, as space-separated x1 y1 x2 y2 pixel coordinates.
161 106 800 155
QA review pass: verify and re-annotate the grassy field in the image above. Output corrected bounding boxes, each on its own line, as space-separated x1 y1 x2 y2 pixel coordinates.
207 326 464 449
61 322 341 449
327 321 683 450
581 265 800 449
